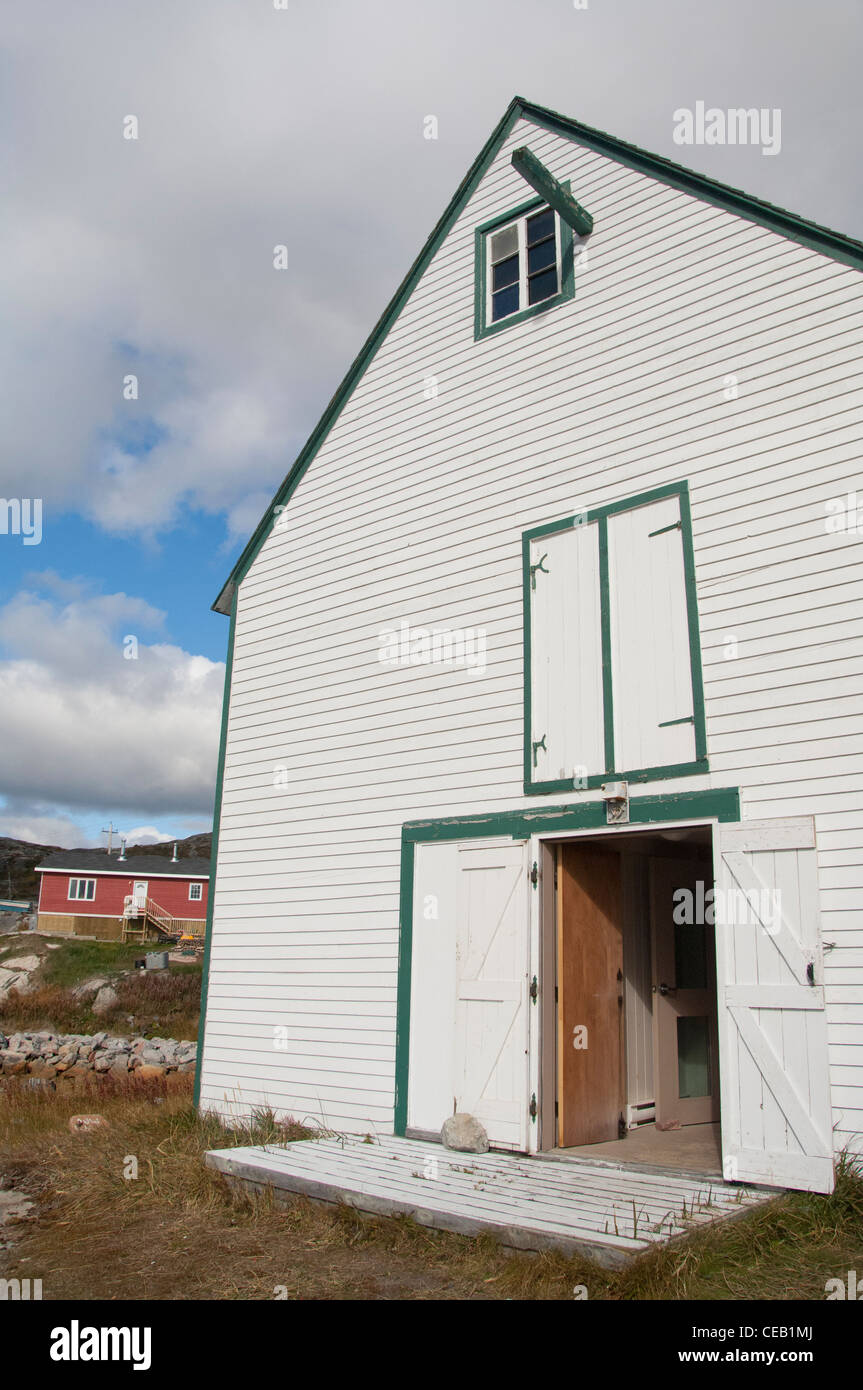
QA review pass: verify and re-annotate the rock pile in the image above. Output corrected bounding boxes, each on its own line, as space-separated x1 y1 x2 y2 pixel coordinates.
0 1031 197 1081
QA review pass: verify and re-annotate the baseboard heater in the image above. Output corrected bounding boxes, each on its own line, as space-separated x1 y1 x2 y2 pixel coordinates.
626 1102 656 1129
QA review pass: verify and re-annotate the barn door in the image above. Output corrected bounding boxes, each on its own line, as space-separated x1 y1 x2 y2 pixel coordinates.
453 841 531 1150
557 844 624 1147
714 818 834 1193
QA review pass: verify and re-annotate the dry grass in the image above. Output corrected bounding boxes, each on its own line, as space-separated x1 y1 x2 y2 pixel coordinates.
1 952 201 1040
1 1077 861 1301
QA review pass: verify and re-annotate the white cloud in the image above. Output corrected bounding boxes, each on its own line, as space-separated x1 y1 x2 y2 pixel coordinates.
121 825 175 845
3 1 859 546
0 585 223 819
0 805 98 850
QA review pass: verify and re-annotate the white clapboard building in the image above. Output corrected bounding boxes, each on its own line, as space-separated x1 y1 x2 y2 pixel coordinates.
196 97 863 1195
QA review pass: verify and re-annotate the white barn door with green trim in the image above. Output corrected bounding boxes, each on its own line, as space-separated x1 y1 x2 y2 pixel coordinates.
715 818 834 1193
455 841 531 1151
407 838 531 1150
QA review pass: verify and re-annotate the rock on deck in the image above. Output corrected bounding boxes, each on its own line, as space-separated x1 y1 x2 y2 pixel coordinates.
205 1133 772 1267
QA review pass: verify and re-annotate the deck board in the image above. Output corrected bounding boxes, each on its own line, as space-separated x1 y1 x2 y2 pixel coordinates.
205 1135 773 1266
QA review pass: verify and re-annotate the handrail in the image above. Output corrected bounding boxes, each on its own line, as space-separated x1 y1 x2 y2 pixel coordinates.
122 894 179 938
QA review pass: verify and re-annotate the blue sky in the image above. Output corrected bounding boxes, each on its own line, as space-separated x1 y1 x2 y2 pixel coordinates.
1 0 861 848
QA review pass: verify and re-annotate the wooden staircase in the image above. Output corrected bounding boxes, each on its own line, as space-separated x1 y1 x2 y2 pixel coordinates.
122 894 178 944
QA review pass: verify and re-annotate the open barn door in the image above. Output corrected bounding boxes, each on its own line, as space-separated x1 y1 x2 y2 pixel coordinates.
714 818 834 1193
407 839 531 1150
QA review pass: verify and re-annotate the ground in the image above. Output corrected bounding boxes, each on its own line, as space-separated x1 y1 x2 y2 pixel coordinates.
1 1075 862 1301
0 931 201 1040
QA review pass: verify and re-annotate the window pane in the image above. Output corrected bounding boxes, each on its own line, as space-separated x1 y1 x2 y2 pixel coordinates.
492 284 519 321
87 881 95 900
677 1016 711 1098
527 208 554 245
674 918 707 989
528 238 556 275
527 266 558 304
490 223 518 262
492 254 519 291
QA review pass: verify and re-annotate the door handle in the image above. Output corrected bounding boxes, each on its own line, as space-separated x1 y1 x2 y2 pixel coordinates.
658 982 677 996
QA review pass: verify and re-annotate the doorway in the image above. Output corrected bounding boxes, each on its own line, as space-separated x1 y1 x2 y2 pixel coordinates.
551 826 720 1171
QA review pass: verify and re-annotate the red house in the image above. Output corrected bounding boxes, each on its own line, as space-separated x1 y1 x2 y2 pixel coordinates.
35 849 210 943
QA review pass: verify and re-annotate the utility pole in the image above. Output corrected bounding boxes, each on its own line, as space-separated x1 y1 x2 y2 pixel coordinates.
101 822 118 855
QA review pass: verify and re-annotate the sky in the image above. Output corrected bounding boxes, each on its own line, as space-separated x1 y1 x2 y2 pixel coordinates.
1 0 861 848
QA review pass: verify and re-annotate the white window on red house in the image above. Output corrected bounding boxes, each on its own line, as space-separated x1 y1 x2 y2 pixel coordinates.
189 882 203 901
68 878 96 901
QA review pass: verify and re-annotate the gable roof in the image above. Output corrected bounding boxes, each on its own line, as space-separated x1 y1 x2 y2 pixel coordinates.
214 95 863 616
36 850 211 878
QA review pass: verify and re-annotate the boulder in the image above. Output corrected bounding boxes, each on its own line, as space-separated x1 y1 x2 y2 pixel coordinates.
27 1061 57 1079
92 988 119 1016
71 976 109 1000
1 955 41 973
25 1076 55 1091
60 1063 92 1083
440 1113 489 1154
0 1051 28 1076
0 969 27 1001
68 1114 108 1133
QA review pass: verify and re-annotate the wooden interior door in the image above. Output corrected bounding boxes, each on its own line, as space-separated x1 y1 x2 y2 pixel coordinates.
557 844 624 1147
650 856 720 1128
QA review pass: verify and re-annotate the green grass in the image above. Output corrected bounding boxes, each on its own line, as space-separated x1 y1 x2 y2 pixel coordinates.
37 939 147 988
0 937 202 1040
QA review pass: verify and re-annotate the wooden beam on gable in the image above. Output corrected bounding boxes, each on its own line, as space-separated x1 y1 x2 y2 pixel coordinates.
511 146 594 236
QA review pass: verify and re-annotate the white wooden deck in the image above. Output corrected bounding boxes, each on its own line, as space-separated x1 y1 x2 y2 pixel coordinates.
205 1134 772 1267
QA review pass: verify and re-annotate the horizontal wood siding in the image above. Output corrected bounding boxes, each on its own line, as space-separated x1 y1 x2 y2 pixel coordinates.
199 115 863 1150
39 872 208 919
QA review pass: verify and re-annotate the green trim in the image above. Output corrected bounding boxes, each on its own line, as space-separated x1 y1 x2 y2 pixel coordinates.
597 515 615 774
526 758 709 797
524 480 692 541
193 592 237 1109
519 98 863 275
473 184 575 341
522 481 710 795
393 785 741 1135
393 824 417 1137
213 96 863 616
679 486 709 763
511 146 593 235
521 529 534 791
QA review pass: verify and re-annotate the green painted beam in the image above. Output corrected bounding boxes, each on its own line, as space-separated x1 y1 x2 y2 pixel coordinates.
511 146 593 236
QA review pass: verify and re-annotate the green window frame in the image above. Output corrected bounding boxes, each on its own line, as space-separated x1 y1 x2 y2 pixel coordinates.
474 186 576 341
522 480 709 795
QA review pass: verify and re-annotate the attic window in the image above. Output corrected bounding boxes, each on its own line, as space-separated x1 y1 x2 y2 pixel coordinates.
475 192 575 340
